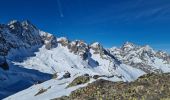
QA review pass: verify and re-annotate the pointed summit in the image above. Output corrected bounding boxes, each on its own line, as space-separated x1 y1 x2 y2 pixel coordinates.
90 42 101 49
121 41 136 51
21 20 37 30
21 20 32 26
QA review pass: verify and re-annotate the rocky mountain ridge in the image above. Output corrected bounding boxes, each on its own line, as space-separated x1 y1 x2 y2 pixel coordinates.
109 42 170 73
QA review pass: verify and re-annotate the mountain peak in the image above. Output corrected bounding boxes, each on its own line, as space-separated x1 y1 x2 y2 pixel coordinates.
8 20 20 25
141 45 154 52
90 42 101 48
21 20 32 26
7 20 37 30
123 41 135 47
121 41 136 51
21 20 37 30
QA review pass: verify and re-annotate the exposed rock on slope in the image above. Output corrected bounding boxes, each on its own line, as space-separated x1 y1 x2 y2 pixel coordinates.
56 73 170 100
67 75 90 88
156 50 170 64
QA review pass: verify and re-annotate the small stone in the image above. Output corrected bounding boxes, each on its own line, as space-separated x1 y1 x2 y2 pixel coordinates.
63 72 71 78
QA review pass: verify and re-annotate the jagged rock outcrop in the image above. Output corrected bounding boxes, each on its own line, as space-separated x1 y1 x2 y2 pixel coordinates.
90 42 103 54
57 37 69 47
57 38 89 60
67 40 89 60
41 31 58 50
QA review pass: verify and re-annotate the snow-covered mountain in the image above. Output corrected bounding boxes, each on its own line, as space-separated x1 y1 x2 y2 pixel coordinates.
109 42 170 73
0 20 170 100
0 20 50 99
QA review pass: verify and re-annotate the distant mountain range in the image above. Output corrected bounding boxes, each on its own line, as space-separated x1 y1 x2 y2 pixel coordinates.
1 20 170 100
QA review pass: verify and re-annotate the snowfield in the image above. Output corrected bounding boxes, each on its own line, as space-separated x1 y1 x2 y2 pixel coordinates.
4 76 96 100
4 44 146 100
12 44 146 81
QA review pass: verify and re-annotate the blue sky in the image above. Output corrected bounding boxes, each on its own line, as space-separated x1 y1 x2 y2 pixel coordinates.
0 0 170 52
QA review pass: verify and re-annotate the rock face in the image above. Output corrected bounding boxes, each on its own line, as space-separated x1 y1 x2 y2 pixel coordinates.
41 31 58 50
90 42 103 54
0 20 43 57
8 20 42 47
57 37 69 47
0 20 45 71
56 73 170 100
57 38 89 60
68 40 89 60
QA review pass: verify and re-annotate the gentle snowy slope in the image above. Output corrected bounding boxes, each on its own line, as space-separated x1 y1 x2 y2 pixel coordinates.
4 75 96 100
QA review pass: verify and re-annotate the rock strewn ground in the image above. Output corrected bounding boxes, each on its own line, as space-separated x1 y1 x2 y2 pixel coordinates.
54 73 170 100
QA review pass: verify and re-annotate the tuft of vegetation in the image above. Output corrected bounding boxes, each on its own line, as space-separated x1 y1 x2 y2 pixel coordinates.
54 73 170 100
67 75 90 88
34 86 51 96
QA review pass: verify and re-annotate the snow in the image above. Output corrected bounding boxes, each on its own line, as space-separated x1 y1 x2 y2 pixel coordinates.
152 57 170 73
109 42 170 74
4 62 145 100
12 44 145 80
0 60 51 99
14 44 97 75
115 64 146 81
90 42 100 48
131 57 142 63
7 20 18 25
39 31 53 38
57 37 68 42
4 76 96 100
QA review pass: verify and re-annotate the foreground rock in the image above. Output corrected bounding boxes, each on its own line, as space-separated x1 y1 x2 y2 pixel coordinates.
54 73 170 100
